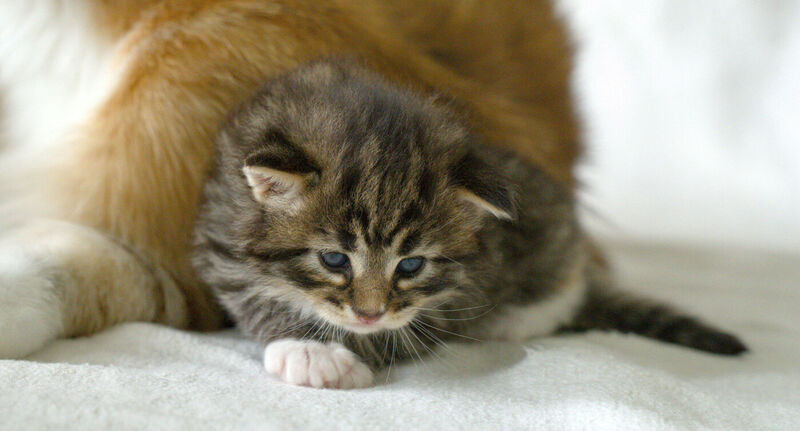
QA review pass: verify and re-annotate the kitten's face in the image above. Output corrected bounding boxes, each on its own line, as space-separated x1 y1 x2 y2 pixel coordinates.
280 201 478 334
221 62 515 334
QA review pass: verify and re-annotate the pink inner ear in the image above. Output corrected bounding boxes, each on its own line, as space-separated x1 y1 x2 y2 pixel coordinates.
249 171 291 195
456 188 513 220
261 177 291 195
243 165 305 207
249 173 269 186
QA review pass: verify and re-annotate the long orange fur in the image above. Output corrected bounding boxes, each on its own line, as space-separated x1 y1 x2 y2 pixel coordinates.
38 0 577 334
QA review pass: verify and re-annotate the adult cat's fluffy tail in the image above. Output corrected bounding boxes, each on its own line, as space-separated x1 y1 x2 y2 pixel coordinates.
568 264 748 356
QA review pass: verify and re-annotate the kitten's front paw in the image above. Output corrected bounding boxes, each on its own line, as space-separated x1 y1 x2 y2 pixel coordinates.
264 339 373 389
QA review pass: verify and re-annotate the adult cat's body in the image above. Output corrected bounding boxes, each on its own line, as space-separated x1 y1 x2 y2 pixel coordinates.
193 60 746 389
0 0 574 358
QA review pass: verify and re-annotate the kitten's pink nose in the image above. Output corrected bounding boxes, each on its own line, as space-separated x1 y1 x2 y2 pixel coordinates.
354 310 383 325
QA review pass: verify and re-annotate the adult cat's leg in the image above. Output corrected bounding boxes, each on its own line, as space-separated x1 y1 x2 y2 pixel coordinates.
0 219 188 358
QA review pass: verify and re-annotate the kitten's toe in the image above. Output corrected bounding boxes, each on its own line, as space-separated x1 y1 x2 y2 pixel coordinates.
264 339 373 389
329 342 373 389
306 344 341 388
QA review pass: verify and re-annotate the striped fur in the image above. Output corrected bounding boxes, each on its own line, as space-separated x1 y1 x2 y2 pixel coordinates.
193 60 582 368
567 263 747 355
193 61 747 373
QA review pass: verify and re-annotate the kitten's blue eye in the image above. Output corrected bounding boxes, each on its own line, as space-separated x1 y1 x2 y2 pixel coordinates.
320 252 349 269
396 257 425 275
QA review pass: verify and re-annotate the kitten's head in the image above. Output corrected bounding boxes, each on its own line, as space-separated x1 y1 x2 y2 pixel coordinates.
215 60 518 334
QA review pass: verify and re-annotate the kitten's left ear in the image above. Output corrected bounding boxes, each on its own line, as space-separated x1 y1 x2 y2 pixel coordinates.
450 151 517 221
242 138 320 211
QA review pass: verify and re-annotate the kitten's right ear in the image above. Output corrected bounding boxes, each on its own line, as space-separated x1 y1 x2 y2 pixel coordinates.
450 150 517 221
242 132 319 211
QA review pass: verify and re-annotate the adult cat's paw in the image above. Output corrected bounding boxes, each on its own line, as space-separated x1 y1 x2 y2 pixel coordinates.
264 339 373 389
0 252 63 358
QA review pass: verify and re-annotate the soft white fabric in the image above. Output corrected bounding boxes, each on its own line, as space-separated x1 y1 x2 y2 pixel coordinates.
2 241 798 430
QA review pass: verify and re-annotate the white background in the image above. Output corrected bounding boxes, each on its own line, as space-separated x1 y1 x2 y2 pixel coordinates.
560 0 800 252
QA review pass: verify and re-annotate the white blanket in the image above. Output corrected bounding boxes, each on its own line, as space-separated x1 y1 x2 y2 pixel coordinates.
2 241 798 430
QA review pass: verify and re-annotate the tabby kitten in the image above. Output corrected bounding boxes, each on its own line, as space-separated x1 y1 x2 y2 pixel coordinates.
193 60 746 389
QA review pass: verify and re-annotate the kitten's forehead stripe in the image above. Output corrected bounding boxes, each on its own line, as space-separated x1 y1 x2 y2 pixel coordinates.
337 230 357 252
417 168 435 205
398 231 420 256
398 203 421 225
353 205 372 244
340 158 429 249
340 166 361 199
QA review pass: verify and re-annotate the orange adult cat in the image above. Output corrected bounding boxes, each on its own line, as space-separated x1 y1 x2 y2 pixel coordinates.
0 1 575 358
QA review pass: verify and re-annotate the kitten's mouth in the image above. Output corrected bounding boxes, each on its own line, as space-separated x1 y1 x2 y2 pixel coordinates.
344 317 385 334
344 313 418 334
324 309 416 335
316 303 418 334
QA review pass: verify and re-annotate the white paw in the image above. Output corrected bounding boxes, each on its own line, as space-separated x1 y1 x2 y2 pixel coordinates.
0 252 63 358
264 339 373 389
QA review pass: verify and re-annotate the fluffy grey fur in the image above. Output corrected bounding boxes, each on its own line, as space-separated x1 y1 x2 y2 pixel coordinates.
192 59 746 370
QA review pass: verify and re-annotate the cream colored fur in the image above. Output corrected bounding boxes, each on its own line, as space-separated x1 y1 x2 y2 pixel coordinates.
470 259 588 341
0 1 130 355
0 219 188 357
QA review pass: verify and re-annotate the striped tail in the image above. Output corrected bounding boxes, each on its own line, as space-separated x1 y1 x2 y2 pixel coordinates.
568 267 748 356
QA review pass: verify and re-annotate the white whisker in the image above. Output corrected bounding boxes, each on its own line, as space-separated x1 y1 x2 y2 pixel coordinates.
407 324 440 360
413 303 493 313
299 317 322 341
411 321 450 352
398 328 418 365
416 304 497 321
385 332 397 384
415 319 482 342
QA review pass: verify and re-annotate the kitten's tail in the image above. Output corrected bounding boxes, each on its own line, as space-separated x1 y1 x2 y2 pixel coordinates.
568 264 748 356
